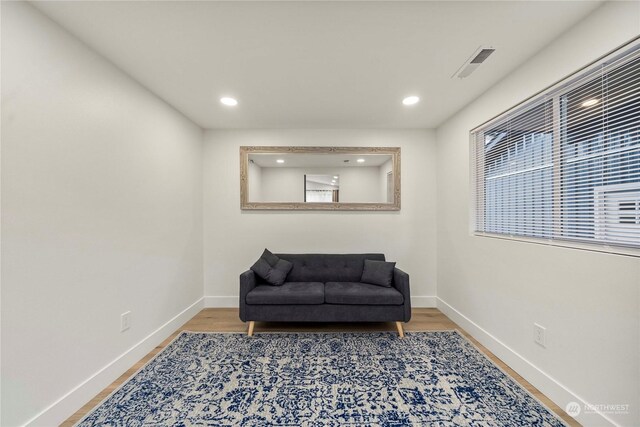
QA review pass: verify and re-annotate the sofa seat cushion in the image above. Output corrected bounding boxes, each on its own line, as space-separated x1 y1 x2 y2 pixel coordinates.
246 282 324 305
325 282 404 306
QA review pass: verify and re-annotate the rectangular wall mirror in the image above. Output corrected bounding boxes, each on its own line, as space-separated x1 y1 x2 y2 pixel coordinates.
240 146 400 210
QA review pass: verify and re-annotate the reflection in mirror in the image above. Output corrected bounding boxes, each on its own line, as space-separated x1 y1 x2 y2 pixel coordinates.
305 175 339 202
247 153 393 203
240 146 400 210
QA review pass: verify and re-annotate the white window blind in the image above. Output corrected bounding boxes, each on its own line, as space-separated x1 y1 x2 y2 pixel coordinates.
472 43 640 251
305 190 333 203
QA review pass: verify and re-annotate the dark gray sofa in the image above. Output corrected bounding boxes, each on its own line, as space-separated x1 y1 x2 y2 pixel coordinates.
239 253 411 337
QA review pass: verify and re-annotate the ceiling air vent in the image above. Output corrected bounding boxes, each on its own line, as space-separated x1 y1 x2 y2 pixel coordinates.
452 46 495 79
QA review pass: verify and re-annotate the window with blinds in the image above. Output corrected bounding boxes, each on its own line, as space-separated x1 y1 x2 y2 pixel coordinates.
472 43 640 251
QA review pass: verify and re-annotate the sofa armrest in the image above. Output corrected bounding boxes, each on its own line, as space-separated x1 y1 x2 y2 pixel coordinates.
393 268 411 322
239 269 257 322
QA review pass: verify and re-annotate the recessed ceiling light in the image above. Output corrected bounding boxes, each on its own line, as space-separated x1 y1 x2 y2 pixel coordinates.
357 158 365 163
220 97 238 106
582 98 599 107
276 159 284 164
402 96 420 106
333 176 338 179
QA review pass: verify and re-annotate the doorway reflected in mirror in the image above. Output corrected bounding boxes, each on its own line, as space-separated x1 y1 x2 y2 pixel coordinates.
305 175 339 203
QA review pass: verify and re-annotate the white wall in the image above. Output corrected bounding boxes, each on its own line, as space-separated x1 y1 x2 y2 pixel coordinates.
1 3 203 426
258 166 382 203
379 159 393 203
248 161 263 202
436 2 640 426
203 129 437 306
261 167 311 202
337 166 380 203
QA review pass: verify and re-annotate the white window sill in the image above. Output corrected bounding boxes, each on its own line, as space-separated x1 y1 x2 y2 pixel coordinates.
472 232 640 258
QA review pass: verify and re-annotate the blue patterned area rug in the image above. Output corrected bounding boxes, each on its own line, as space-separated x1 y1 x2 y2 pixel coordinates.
77 331 566 426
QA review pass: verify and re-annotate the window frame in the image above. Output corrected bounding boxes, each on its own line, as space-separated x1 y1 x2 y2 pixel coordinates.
470 38 640 258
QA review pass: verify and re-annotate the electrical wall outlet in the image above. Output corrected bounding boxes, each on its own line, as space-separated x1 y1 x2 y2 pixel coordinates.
121 311 132 332
533 323 546 347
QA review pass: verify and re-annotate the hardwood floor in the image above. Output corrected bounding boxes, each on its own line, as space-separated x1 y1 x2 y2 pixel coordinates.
62 308 580 426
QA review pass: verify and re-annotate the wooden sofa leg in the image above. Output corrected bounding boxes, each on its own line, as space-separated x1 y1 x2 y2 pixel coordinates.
395 322 404 338
248 321 255 337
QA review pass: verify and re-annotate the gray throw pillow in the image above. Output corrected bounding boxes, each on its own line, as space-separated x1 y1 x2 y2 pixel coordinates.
250 249 293 286
261 248 280 267
360 259 396 287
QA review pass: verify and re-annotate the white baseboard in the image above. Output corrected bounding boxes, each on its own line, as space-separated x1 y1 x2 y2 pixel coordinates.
24 297 205 427
436 297 617 427
204 296 237 307
411 296 437 307
204 295 436 308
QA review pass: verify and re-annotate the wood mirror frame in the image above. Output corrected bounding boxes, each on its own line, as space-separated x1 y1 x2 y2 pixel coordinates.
240 146 401 211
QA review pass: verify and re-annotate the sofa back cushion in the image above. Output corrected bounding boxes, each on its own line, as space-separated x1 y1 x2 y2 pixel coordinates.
276 253 386 283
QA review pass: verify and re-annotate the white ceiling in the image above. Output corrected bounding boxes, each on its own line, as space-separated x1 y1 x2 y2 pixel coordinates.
33 1 602 129
306 175 338 187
